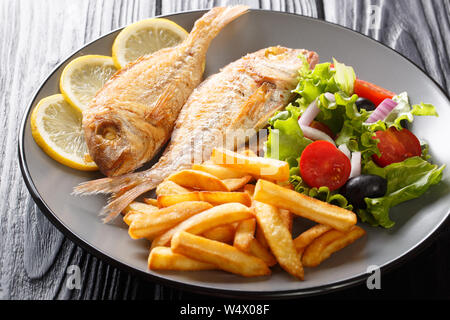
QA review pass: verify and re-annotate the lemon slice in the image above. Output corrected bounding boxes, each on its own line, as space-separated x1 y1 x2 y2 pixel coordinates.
112 18 188 69
31 94 98 171
60 55 117 112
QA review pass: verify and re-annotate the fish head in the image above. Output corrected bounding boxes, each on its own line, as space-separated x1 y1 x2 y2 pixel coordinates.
83 107 155 177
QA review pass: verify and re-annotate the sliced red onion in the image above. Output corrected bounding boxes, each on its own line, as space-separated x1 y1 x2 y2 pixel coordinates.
298 100 320 126
324 92 336 102
349 152 361 178
365 98 398 123
300 124 335 145
338 144 351 159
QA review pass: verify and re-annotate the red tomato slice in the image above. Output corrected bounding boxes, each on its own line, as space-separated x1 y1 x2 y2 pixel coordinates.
372 127 422 167
354 79 395 106
299 141 351 191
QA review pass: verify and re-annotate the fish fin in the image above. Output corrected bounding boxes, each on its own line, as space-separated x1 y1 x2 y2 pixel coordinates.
145 82 177 126
101 178 159 223
185 5 249 48
72 173 140 195
230 82 274 129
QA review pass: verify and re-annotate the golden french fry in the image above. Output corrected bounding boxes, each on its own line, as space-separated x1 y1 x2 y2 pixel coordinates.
254 180 357 232
151 203 254 248
243 184 255 197
294 224 333 253
249 239 277 267
148 247 216 271
171 231 271 277
279 209 293 232
222 175 253 191
157 191 252 207
167 169 230 191
211 148 290 182
239 149 257 157
156 180 191 196
143 198 159 206
123 201 158 215
128 201 212 240
123 211 142 226
192 163 248 179
255 224 269 249
233 218 256 252
302 226 366 267
254 201 303 280
202 225 235 244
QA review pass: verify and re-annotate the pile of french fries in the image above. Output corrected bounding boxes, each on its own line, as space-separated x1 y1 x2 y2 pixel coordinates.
123 148 366 280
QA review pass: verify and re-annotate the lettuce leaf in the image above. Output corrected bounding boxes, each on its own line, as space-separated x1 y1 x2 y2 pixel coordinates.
265 104 312 162
289 175 353 210
360 157 445 228
332 58 356 96
367 92 439 132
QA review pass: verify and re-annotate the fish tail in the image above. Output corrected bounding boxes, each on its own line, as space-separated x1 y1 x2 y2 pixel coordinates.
186 5 249 48
101 177 160 223
72 172 142 195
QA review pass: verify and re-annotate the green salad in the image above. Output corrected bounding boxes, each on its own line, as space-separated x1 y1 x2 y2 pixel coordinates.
265 57 445 228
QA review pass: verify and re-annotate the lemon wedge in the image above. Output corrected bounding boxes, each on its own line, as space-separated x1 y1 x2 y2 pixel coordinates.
112 18 188 69
60 55 117 112
31 94 98 171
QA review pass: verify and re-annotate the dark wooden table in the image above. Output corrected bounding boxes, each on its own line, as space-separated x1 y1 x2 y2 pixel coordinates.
1 0 449 300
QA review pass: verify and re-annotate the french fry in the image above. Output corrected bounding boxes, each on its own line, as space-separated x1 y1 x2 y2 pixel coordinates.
243 184 255 197
123 211 144 226
123 201 158 215
157 191 252 207
148 247 216 271
248 239 277 267
222 175 253 191
128 201 213 240
254 179 357 232
192 162 248 179
123 201 159 225
255 224 269 249
211 148 290 182
202 225 235 244
302 226 366 267
156 180 191 196
143 198 159 206
239 149 257 157
294 224 333 254
279 209 293 232
233 218 256 252
253 201 304 280
167 169 230 191
151 203 254 248
171 231 271 277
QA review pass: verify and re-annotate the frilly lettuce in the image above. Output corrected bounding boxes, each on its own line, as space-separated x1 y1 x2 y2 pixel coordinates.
360 157 445 228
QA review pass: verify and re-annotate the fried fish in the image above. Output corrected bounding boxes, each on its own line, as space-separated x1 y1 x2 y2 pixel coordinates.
75 46 319 222
83 6 249 176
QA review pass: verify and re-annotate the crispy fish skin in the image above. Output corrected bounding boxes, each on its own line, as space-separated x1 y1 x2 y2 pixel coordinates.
75 46 319 222
83 6 249 177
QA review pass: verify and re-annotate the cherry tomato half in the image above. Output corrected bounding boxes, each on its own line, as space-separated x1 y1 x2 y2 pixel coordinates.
372 127 422 167
354 79 395 106
300 141 351 191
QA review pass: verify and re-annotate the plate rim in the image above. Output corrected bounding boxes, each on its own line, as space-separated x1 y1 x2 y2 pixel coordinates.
18 8 450 299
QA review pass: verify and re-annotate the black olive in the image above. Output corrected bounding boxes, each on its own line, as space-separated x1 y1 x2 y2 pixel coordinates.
356 98 376 112
340 175 388 209
400 119 409 129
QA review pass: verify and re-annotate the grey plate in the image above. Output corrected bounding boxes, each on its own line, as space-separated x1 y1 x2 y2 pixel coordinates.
19 9 450 298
